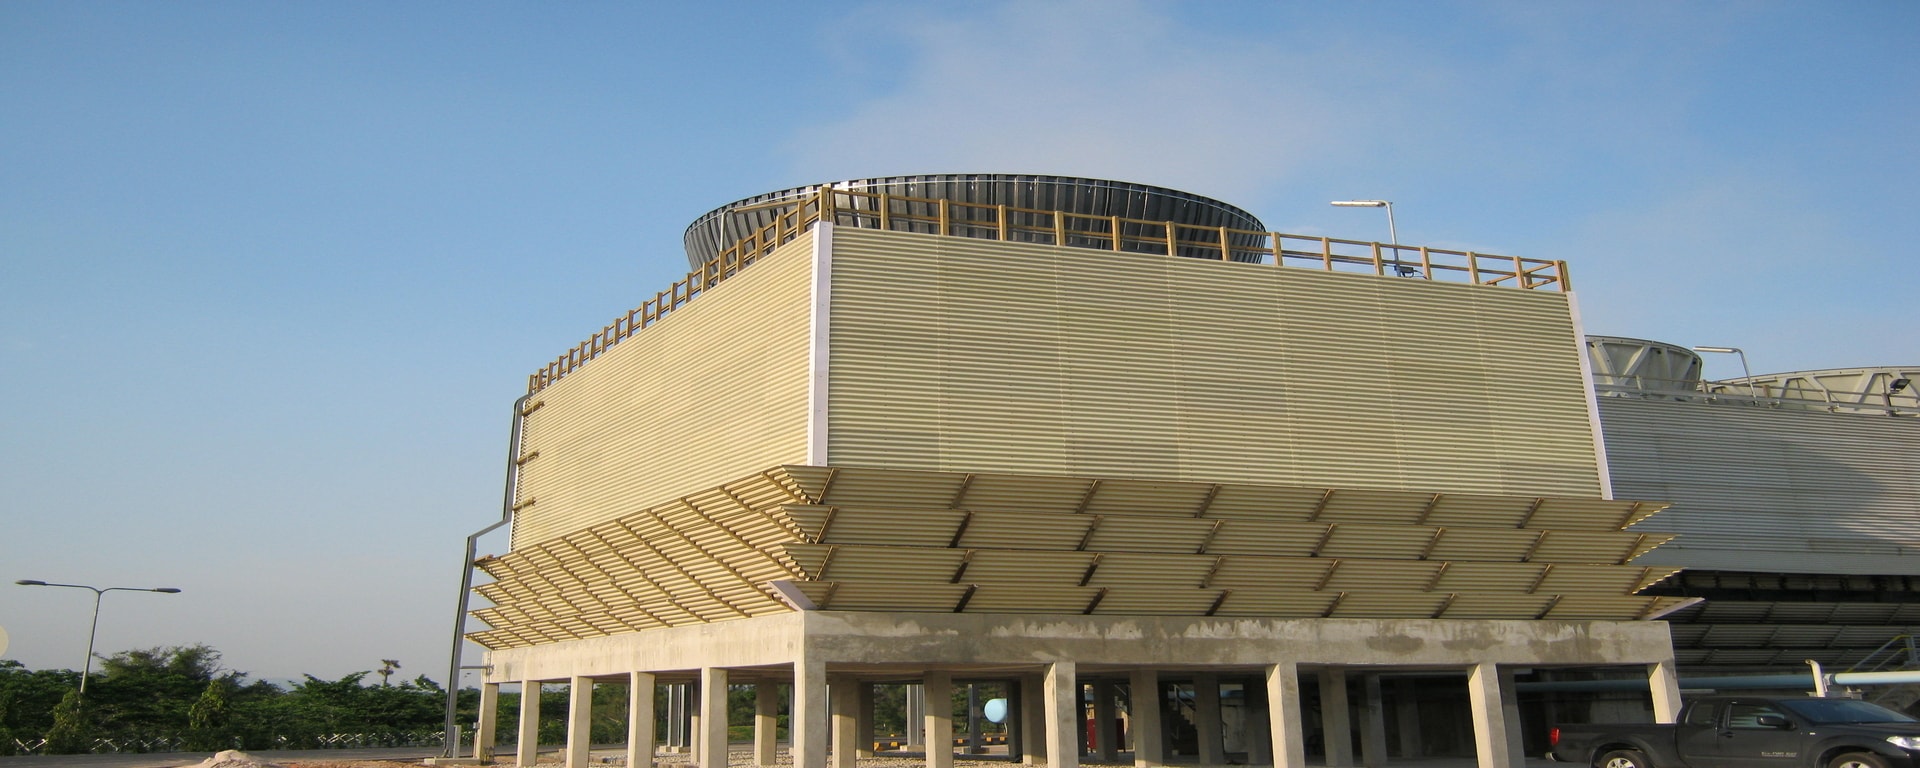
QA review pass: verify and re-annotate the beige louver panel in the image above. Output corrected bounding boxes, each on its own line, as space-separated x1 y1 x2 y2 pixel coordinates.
470 464 1680 650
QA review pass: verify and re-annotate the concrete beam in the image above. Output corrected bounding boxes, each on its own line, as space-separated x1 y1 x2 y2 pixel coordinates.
925 671 954 768
1194 674 1224 766
630 672 657 768
1266 663 1306 768
567 677 593 768
1320 669 1353 768
476 682 498 763
1130 669 1162 768
517 680 541 768
1044 662 1079 768
796 660 828 768
755 682 780 767
702 668 729 768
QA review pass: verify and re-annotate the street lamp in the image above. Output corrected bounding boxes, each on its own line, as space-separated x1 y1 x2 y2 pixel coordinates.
1691 346 1758 397
1330 200 1409 275
15 580 182 694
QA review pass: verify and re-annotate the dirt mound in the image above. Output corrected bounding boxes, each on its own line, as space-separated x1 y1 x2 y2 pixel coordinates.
183 750 288 768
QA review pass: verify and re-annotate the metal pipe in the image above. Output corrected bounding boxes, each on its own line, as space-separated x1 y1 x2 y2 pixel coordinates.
441 392 533 758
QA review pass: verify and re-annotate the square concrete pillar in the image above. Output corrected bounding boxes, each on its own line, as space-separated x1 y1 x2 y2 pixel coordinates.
476 682 499 763
1247 693 1272 766
831 677 860 768
1093 679 1119 761
1359 676 1387 768
906 684 926 746
1393 679 1419 759
755 682 780 767
1044 662 1079 768
667 684 688 752
702 668 730 768
1466 663 1523 768
690 681 704 763
1194 673 1225 766
517 680 542 768
1129 669 1162 768
567 677 594 768
630 672 657 768
1319 669 1353 768
1648 661 1683 724
1266 663 1306 768
1022 674 1048 766
859 682 877 757
795 661 829 768
925 671 955 768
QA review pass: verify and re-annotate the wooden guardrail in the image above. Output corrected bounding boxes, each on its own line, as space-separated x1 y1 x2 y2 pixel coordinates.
528 189 1568 393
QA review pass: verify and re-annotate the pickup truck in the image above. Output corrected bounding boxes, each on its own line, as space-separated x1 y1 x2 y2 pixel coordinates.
1550 697 1920 768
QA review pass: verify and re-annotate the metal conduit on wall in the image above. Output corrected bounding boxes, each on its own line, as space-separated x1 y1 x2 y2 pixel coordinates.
682 173 1267 269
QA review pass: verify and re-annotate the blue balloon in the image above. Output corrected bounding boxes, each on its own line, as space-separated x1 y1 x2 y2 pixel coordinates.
983 697 1008 724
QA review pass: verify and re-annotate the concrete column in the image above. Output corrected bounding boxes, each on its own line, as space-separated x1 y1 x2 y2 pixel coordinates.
1093 679 1119 761
477 682 499 763
906 684 925 746
1648 661 1683 724
630 672 657 768
1499 668 1524 764
795 661 829 768
859 682 877 757
1044 662 1079 768
926 671 955 768
701 668 730 768
1022 674 1048 766
1248 691 1272 767
1393 679 1419 759
1466 663 1522 768
831 677 860 768
1319 669 1353 768
1194 674 1224 766
690 681 703 763
1265 664 1306 768
517 680 542 768
1129 670 1162 768
755 682 780 767
667 684 687 753
567 677 594 768
1359 676 1387 768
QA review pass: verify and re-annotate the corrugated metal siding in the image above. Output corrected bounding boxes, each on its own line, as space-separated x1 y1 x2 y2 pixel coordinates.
1599 397 1920 574
510 236 816 546
825 227 1602 498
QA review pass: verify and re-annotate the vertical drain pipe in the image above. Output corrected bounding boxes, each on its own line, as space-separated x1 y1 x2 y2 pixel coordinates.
442 393 533 758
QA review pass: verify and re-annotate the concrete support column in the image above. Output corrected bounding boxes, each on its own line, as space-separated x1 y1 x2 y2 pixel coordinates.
1266 664 1306 768
1129 669 1162 768
925 671 955 768
1648 661 1683 724
1393 680 1419 759
630 672 657 768
1093 679 1119 761
476 682 499 763
795 661 829 768
1022 674 1048 766
1319 669 1353 768
1466 663 1523 768
690 681 703 763
1044 662 1079 768
831 677 860 768
1248 688 1273 767
517 680 542 768
858 683 877 757
567 677 594 768
906 684 925 747
667 684 687 753
701 668 730 768
755 682 780 767
1194 673 1224 766
1359 676 1387 768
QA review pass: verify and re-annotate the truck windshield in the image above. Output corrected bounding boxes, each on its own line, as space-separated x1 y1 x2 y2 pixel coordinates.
1777 699 1918 724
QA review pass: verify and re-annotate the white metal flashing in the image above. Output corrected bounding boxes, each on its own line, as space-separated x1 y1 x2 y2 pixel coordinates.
1565 290 1616 499
806 223 833 465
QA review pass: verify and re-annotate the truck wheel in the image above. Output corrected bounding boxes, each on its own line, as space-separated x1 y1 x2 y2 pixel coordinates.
1828 754 1890 768
1599 749 1652 768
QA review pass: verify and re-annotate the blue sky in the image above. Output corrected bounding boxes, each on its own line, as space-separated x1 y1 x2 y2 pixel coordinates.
3 1 1915 683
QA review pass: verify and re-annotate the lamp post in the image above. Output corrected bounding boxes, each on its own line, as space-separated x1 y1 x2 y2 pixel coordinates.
1330 200 1404 275
1691 346 1758 398
1887 378 1912 417
15 580 182 694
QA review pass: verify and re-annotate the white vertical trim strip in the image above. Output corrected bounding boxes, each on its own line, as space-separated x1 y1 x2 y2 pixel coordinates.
806 223 834 465
1565 290 1615 499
